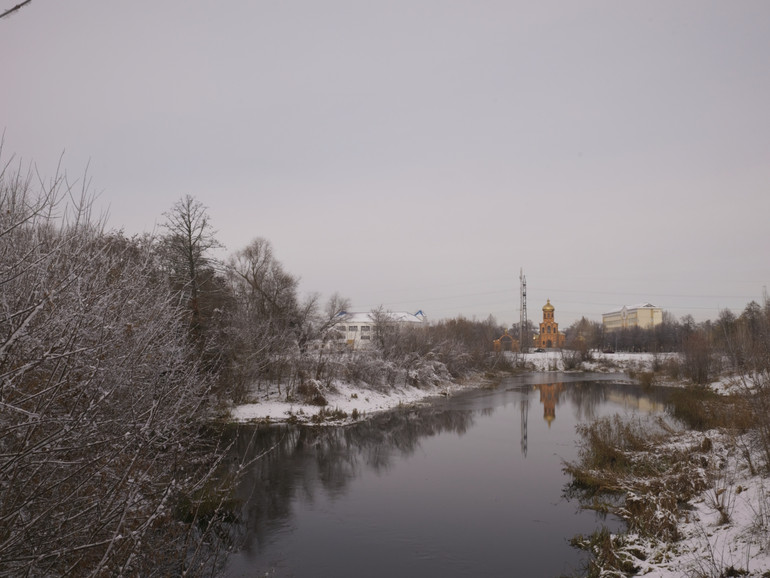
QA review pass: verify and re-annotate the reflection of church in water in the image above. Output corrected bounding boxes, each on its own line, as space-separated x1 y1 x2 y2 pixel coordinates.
537 383 564 427
519 382 566 457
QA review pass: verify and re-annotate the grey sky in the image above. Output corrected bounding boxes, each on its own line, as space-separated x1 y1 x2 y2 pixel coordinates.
2 1 769 327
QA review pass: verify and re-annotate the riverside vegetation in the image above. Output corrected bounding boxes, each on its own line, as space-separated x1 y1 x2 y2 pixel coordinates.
562 305 770 577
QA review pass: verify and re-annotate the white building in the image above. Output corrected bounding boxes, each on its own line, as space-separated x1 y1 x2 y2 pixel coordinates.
602 303 663 331
333 310 426 349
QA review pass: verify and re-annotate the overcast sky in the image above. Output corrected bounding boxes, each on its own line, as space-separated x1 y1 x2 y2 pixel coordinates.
2 1 769 327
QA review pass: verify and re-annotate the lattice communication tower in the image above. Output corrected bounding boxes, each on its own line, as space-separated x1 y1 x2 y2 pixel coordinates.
519 268 528 352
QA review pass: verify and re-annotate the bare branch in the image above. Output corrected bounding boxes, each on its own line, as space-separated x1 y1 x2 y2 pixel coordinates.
0 0 32 20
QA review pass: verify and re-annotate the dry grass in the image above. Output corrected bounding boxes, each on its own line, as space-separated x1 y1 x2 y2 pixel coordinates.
565 415 712 547
667 387 753 432
565 378 770 577
569 527 642 577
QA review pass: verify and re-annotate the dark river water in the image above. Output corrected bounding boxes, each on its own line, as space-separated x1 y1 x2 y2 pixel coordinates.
223 372 670 577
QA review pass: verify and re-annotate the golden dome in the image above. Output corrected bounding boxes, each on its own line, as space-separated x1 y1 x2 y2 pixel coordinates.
543 299 555 312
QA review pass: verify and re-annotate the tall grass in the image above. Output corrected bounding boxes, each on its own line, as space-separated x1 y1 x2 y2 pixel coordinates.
565 414 711 554
667 387 752 432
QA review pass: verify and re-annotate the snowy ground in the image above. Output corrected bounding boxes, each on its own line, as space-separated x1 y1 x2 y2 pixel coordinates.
517 349 667 373
611 428 770 577
229 378 460 425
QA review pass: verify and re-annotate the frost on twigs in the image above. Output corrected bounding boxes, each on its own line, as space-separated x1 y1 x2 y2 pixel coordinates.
0 160 232 576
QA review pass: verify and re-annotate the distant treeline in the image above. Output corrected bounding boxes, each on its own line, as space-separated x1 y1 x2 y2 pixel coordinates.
559 305 770 384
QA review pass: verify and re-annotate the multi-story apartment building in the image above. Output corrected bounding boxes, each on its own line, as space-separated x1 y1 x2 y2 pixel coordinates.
602 303 663 331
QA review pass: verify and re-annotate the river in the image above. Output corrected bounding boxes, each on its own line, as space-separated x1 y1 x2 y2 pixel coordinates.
223 372 670 577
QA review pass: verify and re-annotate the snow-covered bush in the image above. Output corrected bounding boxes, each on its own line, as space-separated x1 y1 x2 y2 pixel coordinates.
0 164 230 575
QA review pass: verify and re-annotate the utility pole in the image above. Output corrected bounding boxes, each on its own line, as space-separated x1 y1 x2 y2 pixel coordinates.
520 268 528 352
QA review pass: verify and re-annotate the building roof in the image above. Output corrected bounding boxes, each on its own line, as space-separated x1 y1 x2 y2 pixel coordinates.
603 303 660 315
543 299 555 311
335 310 426 324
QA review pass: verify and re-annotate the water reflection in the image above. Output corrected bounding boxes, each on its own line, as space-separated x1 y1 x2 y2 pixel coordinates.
224 373 671 577
528 380 667 429
537 383 564 426
504 374 669 458
224 406 477 561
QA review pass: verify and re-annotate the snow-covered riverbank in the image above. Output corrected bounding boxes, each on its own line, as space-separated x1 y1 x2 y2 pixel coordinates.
588 426 770 577
229 378 461 424
228 350 653 425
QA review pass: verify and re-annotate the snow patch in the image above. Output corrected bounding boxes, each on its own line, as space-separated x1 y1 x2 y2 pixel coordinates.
230 379 460 425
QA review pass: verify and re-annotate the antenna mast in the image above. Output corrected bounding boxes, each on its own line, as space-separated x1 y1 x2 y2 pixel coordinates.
520 268 528 352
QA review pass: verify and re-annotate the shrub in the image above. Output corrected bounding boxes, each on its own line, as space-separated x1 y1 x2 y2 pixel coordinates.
0 169 232 575
295 379 329 406
561 348 583 370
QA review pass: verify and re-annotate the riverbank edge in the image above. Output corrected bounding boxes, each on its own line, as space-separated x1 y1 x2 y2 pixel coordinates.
226 370 494 426
225 350 652 426
563 378 770 576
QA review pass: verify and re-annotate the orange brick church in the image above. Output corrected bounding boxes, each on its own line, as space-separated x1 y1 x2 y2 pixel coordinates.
534 299 565 349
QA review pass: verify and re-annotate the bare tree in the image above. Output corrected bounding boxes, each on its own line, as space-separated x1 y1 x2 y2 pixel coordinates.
318 292 351 341
0 165 232 575
286 291 352 354
160 195 223 337
224 242 356 396
228 237 298 322
370 306 402 357
223 238 303 395
565 316 602 356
